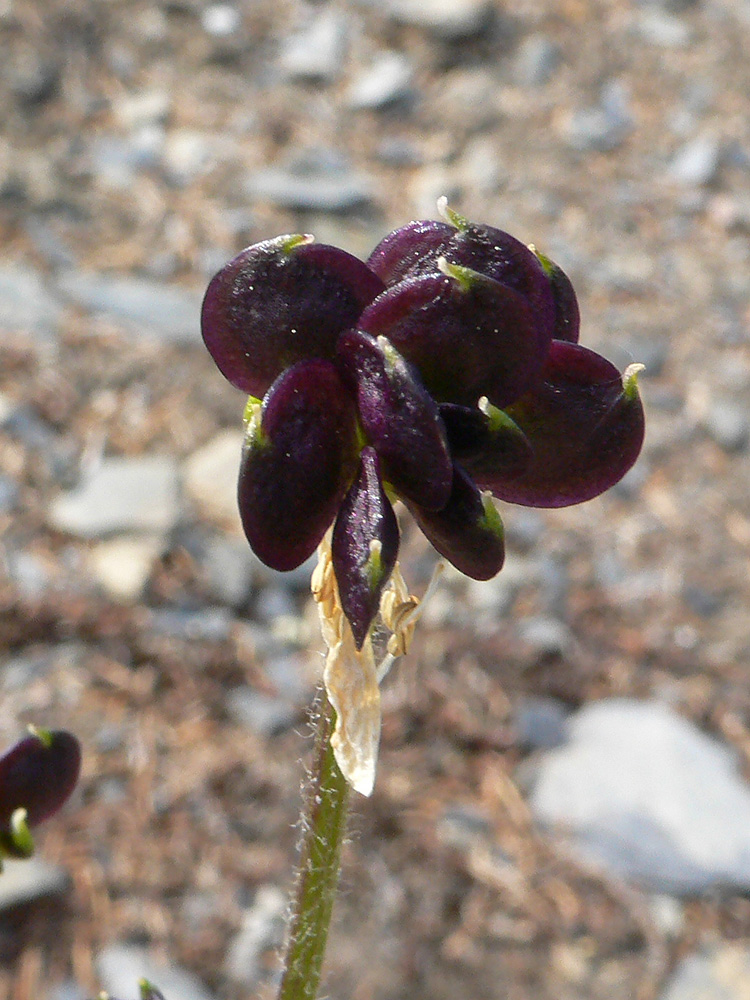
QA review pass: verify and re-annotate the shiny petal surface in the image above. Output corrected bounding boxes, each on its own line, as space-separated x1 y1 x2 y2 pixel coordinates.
406 464 505 580
332 448 399 649
532 249 580 343
440 402 532 481
359 269 549 409
202 235 385 397
368 218 555 340
337 330 452 510
488 342 645 507
0 730 81 829
238 360 357 570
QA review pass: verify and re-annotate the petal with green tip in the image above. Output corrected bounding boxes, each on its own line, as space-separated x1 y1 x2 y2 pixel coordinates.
359 268 549 409
406 464 505 580
367 217 556 340
332 448 400 649
201 236 385 397
439 401 532 481
531 248 580 343
0 729 81 830
488 343 645 507
238 360 357 570
337 329 452 510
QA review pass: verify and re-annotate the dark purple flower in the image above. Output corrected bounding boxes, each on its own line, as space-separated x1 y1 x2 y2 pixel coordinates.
201 207 644 647
0 728 81 859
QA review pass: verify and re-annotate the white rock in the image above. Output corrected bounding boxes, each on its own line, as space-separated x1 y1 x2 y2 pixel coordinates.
97 944 216 1000
224 886 286 984
0 858 69 911
182 429 243 530
347 51 413 109
386 0 493 39
49 456 180 539
530 699 750 895
87 535 165 600
278 9 348 82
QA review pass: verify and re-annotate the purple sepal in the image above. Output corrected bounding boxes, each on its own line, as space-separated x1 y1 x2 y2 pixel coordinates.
439 403 532 481
367 218 556 341
0 729 81 829
332 448 400 649
406 464 505 580
337 329 452 511
489 341 645 507
533 249 580 343
358 269 549 409
201 236 385 397
238 360 357 570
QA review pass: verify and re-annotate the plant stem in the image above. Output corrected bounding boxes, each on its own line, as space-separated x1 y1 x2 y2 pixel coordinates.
277 692 350 1000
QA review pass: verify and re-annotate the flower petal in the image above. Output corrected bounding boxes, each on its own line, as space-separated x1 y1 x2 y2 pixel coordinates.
0 729 81 829
358 265 549 409
439 401 532 481
332 447 400 649
485 342 645 507
337 329 452 510
531 248 580 343
406 464 505 580
368 216 555 340
238 360 357 570
201 235 385 397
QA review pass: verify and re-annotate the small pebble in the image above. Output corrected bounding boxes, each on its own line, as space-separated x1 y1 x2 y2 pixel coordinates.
48 456 180 538
668 134 722 185
347 51 413 110
278 9 348 82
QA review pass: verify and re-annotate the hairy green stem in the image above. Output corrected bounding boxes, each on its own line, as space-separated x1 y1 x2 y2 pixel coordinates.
277 692 350 1000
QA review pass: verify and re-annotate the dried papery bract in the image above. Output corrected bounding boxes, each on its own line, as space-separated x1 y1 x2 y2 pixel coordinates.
312 532 437 796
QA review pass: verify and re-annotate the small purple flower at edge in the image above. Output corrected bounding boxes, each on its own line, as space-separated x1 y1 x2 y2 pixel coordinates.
201 202 645 650
0 728 81 862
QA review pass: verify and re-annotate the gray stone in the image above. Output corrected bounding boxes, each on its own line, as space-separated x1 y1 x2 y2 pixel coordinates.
87 535 165 601
48 980 87 1000
638 0 699 10
200 535 256 607
566 79 634 153
518 616 572 658
224 886 286 985
347 51 414 109
48 455 180 538
182 429 243 530
638 10 694 46
516 697 570 750
88 133 162 190
660 944 750 1000
437 804 493 851
245 149 375 212
55 271 203 343
114 89 170 129
162 129 214 186
668 134 721 185
97 944 216 1000
146 606 234 643
200 3 241 37
226 653 312 736
701 398 749 452
0 265 62 336
278 9 348 82
530 699 750 895
9 50 59 104
0 858 69 911
384 0 493 39
0 473 19 513
513 34 561 86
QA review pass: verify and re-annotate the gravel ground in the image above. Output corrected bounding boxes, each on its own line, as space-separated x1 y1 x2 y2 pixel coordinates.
2 0 750 998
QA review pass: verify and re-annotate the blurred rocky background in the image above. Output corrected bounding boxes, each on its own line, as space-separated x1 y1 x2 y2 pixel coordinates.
1 0 750 997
